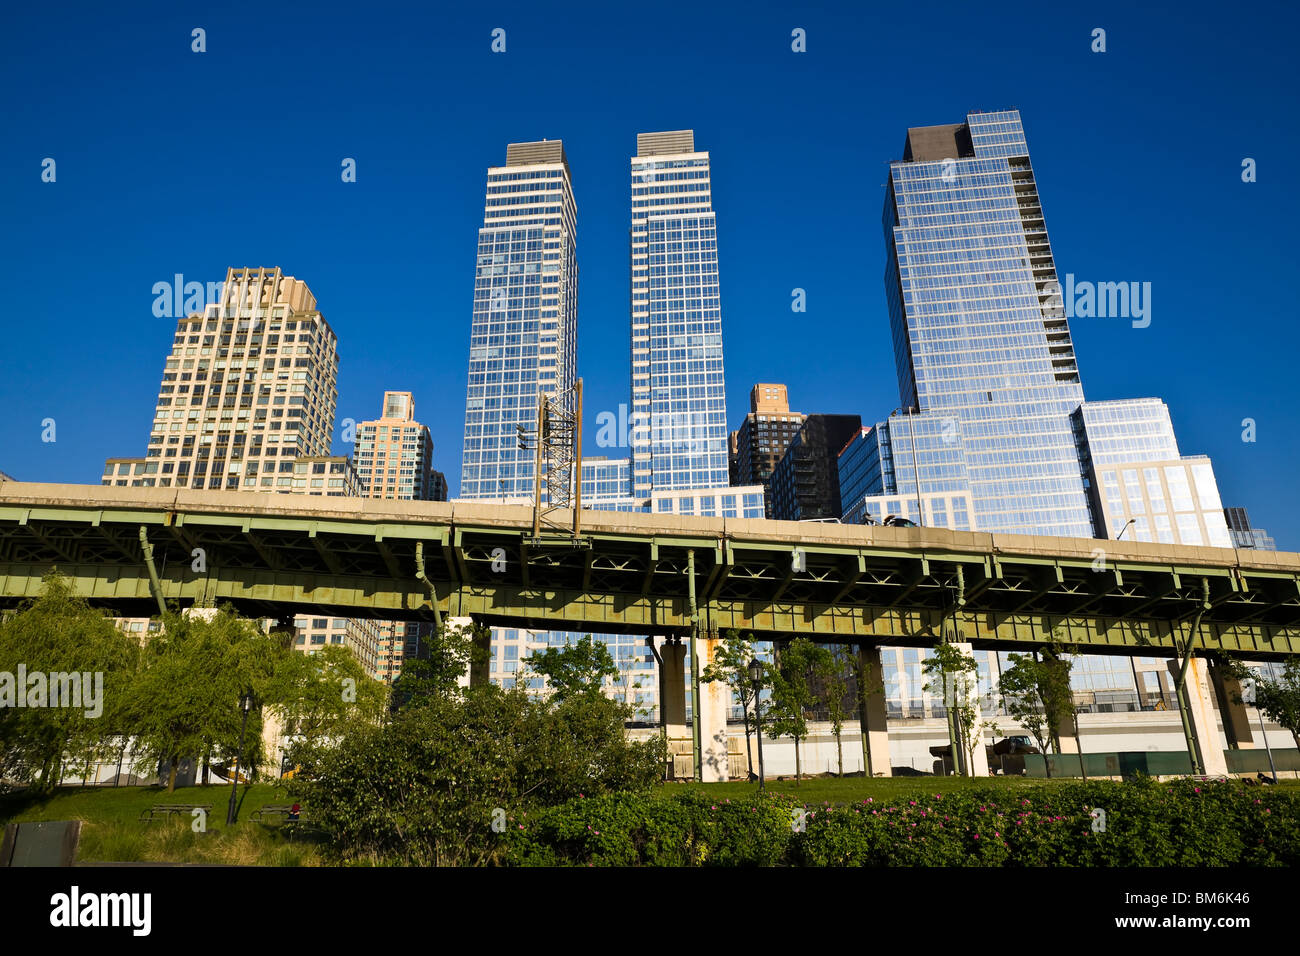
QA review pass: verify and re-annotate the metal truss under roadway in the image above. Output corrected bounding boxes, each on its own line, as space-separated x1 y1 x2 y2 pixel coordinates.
1 482 1299 661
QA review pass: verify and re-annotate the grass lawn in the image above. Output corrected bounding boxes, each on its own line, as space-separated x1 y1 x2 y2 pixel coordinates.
0 782 321 865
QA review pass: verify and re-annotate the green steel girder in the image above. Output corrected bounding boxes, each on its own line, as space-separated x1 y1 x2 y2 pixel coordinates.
2 486 1300 658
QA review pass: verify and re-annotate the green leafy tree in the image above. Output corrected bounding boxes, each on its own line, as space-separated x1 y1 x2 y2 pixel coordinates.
273 643 388 767
766 638 833 784
125 607 293 791
923 642 981 777
997 654 1053 760
526 634 620 703
996 639 1078 776
1228 655 1300 751
700 630 760 778
390 619 489 711
824 645 855 776
0 571 139 792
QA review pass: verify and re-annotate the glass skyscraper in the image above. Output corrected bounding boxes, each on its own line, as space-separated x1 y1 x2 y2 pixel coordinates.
629 130 730 498
456 133 758 715
844 109 1252 717
459 140 578 502
872 109 1094 536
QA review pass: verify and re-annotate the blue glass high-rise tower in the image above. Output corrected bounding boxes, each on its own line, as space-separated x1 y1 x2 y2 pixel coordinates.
460 140 578 502
628 130 730 499
870 109 1094 537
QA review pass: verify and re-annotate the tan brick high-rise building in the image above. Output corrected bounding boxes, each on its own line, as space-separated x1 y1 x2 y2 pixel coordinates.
353 391 443 502
729 383 806 518
103 267 381 673
353 390 447 684
101 267 340 493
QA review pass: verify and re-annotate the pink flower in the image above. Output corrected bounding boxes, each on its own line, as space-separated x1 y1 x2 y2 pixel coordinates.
517 824 524 829
974 834 980 839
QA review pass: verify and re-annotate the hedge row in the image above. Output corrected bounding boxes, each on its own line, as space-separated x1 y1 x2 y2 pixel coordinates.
500 778 1300 866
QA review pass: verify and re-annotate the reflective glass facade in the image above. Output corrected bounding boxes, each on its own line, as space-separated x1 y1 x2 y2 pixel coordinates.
630 131 729 497
881 110 1093 536
1072 398 1180 467
460 142 577 501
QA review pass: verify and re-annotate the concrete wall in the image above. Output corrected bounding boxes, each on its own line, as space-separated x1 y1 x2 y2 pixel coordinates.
730 712 1298 778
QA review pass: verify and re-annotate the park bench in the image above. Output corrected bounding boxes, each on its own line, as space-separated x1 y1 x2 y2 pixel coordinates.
139 803 213 824
249 804 303 825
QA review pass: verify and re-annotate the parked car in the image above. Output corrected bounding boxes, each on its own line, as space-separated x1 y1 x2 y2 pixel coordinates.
929 735 1042 775
882 515 917 528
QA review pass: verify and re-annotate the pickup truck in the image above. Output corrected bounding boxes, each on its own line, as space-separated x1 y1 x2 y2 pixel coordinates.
930 735 1041 775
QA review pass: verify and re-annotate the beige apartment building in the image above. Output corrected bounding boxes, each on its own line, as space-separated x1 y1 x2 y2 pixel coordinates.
353 391 447 684
353 391 442 502
102 267 382 673
101 266 340 493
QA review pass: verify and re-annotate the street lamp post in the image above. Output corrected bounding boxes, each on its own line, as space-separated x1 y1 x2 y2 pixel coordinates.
1115 518 1136 540
226 692 253 825
748 658 765 790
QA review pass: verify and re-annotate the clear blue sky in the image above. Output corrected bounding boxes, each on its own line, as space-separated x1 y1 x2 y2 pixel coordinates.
2 0 1296 546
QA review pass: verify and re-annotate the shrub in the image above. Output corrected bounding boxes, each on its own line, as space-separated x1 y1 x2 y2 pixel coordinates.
795 777 1299 867
503 791 797 867
293 685 664 866
503 778 1300 867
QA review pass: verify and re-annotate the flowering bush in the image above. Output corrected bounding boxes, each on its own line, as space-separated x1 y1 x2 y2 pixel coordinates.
504 790 794 866
502 778 1300 867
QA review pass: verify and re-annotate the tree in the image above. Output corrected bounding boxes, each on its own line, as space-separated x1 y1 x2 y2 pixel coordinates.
390 619 489 711
996 640 1078 777
997 653 1054 765
923 642 981 777
526 634 620 703
273 644 388 753
700 630 760 778
293 681 663 865
613 660 651 722
0 571 138 792
1228 655 1300 751
824 645 855 776
125 607 294 791
766 638 833 784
